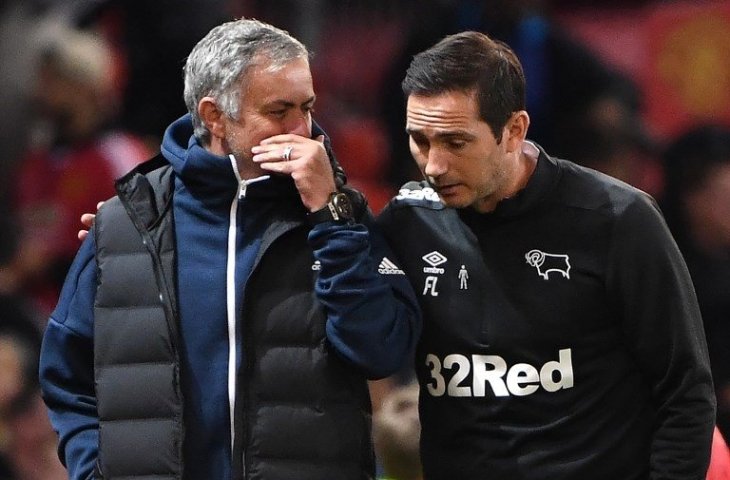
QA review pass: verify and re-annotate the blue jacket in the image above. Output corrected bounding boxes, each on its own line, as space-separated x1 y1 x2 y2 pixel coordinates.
39 115 421 479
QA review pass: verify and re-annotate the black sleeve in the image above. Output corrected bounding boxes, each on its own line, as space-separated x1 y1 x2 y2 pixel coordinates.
606 193 716 479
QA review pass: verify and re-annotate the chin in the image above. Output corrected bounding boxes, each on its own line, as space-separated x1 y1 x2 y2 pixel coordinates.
439 195 470 209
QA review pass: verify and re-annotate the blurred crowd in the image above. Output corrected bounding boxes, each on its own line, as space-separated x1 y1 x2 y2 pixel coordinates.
0 0 729 478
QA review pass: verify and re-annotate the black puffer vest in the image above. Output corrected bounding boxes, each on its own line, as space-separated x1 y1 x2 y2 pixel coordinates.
93 156 374 479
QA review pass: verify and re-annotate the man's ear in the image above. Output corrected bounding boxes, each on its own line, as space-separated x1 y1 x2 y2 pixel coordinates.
504 110 530 154
198 97 226 141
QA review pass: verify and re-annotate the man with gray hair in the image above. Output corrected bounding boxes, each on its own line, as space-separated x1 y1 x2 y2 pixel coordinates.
39 18 420 480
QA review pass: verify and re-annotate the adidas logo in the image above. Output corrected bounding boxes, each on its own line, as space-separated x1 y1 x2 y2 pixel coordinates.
378 257 405 275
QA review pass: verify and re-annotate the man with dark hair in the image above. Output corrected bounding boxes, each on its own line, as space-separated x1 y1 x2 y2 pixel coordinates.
377 31 716 479
39 18 421 480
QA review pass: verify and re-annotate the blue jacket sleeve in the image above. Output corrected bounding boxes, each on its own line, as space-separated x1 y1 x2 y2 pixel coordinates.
39 234 98 480
308 213 421 379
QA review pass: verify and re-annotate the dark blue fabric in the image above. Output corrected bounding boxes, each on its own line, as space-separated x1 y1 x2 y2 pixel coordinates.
166 116 274 480
40 236 98 480
310 220 421 378
39 114 421 480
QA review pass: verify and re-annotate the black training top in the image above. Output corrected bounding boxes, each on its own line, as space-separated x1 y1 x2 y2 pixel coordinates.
377 142 715 480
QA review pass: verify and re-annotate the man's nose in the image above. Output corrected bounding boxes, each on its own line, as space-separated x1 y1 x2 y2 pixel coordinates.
286 111 311 137
424 149 448 179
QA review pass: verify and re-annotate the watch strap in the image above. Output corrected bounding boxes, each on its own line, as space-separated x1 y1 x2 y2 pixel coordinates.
307 202 339 225
307 192 353 225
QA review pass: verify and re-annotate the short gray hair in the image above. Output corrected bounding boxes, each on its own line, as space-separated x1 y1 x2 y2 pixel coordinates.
183 18 309 143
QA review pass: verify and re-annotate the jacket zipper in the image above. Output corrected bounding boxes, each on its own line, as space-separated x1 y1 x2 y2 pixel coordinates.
226 154 269 478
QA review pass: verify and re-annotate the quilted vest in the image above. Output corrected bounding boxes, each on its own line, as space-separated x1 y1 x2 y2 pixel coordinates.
93 157 374 479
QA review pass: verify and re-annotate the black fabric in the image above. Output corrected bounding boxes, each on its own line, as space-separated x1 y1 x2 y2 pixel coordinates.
94 158 374 479
377 145 715 479
94 163 183 480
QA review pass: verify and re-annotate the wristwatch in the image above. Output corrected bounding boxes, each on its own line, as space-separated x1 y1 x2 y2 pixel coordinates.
307 191 354 225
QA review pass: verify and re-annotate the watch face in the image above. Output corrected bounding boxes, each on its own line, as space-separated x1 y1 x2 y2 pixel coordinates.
333 193 354 219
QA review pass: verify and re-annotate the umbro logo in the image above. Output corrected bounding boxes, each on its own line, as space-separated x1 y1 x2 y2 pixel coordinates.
378 257 405 275
421 251 448 296
422 251 447 275
422 251 447 267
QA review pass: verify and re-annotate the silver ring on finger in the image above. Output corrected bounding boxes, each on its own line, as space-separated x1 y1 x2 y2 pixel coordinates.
282 145 293 161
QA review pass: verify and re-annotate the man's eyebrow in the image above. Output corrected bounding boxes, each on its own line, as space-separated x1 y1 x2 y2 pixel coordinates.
266 96 316 108
405 127 475 140
439 131 475 140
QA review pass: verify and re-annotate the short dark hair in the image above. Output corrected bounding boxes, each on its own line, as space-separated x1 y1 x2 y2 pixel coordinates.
402 31 526 140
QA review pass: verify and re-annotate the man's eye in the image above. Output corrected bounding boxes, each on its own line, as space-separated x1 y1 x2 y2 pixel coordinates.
448 140 467 149
270 110 286 117
411 136 428 148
